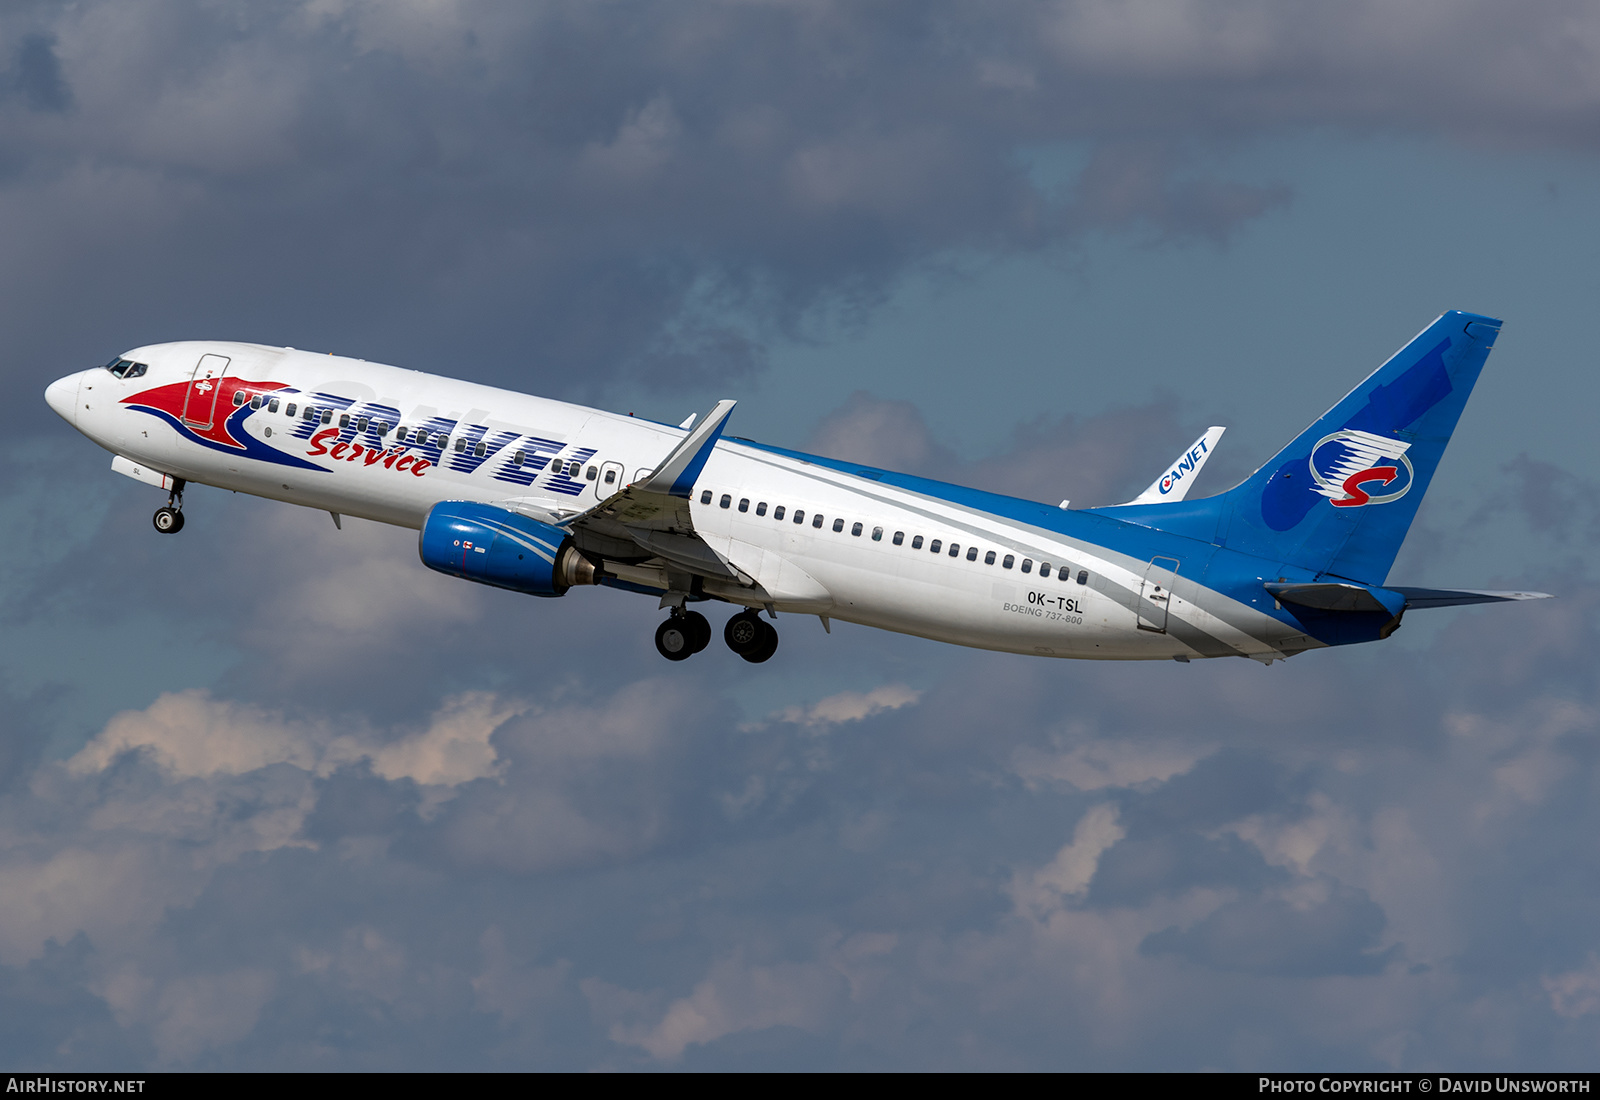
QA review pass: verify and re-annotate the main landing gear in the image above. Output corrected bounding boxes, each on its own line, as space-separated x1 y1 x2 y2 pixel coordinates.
652 608 779 663
723 609 779 664
152 479 188 534
655 609 712 661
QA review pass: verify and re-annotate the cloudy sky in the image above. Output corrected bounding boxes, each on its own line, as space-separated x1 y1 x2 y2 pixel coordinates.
5 0 1600 1069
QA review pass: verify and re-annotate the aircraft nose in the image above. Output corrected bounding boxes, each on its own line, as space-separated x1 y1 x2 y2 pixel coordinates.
44 372 81 425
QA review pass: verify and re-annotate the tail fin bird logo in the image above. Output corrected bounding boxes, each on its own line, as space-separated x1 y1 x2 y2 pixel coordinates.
1308 429 1415 508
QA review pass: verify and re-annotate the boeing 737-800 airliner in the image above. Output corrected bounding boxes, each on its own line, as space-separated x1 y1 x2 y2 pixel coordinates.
44 310 1547 664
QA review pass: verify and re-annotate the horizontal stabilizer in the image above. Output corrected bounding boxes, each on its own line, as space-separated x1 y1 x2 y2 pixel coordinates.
1391 587 1553 610
1266 581 1553 615
637 399 736 498
1125 427 1226 505
1264 581 1403 615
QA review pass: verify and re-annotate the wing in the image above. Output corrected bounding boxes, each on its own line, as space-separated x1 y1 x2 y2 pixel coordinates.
559 399 754 586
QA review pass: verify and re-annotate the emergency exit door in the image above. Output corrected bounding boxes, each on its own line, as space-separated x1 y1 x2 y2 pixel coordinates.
1137 556 1180 633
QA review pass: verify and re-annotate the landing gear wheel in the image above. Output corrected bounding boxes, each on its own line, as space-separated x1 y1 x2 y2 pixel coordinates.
724 610 765 656
153 506 184 534
655 617 695 661
743 620 779 664
725 612 779 664
680 610 712 654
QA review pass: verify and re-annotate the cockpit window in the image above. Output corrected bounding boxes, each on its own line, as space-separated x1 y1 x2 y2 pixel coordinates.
103 357 147 379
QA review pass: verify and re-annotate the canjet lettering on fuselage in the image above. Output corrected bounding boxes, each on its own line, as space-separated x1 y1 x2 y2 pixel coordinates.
46 312 1548 664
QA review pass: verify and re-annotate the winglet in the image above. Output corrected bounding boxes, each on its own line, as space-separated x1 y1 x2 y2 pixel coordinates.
637 399 736 497
1124 426 1226 505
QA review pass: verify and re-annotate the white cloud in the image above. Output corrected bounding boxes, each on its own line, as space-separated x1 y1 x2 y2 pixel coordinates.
1013 735 1204 791
1012 803 1125 919
1544 954 1600 1019
68 690 322 779
607 953 842 1061
581 95 684 183
67 688 516 788
766 683 921 730
150 969 277 1063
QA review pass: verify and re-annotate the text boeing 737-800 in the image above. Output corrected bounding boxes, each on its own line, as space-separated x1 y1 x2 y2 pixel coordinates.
44 310 1548 664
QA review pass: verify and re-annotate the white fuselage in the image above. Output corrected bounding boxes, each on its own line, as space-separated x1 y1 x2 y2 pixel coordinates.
46 341 1304 662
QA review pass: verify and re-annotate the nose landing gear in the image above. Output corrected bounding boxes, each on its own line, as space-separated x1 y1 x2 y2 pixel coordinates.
655 609 711 661
724 610 779 664
152 479 187 534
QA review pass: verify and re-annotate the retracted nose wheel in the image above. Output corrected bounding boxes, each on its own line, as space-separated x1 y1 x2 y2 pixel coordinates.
153 506 184 534
724 610 779 663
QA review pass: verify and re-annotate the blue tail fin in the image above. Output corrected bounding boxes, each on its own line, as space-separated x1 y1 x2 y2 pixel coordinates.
1099 311 1502 583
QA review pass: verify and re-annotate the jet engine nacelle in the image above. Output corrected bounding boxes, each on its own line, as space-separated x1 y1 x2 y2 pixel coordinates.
419 501 595 597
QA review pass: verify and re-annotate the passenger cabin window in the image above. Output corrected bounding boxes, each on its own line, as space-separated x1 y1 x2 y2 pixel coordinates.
475 442 487 457
948 543 959 557
455 438 467 453
234 391 248 406
756 502 767 516
739 498 750 513
832 518 845 533
568 460 582 475
322 410 334 425
966 546 978 561
929 539 942 554
984 551 996 565
892 531 904 546
377 421 389 435
912 536 923 549
1040 563 1051 578
1002 555 1015 569
872 527 883 541
700 490 712 504
812 514 824 528
1077 570 1088 584
792 509 804 524
720 494 732 509
251 395 265 410
1021 559 1033 574
285 403 296 418
586 466 597 480
774 506 786 521
356 416 368 431
514 451 526 466
305 407 317 422
268 398 280 413
339 413 350 428
851 522 863 536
